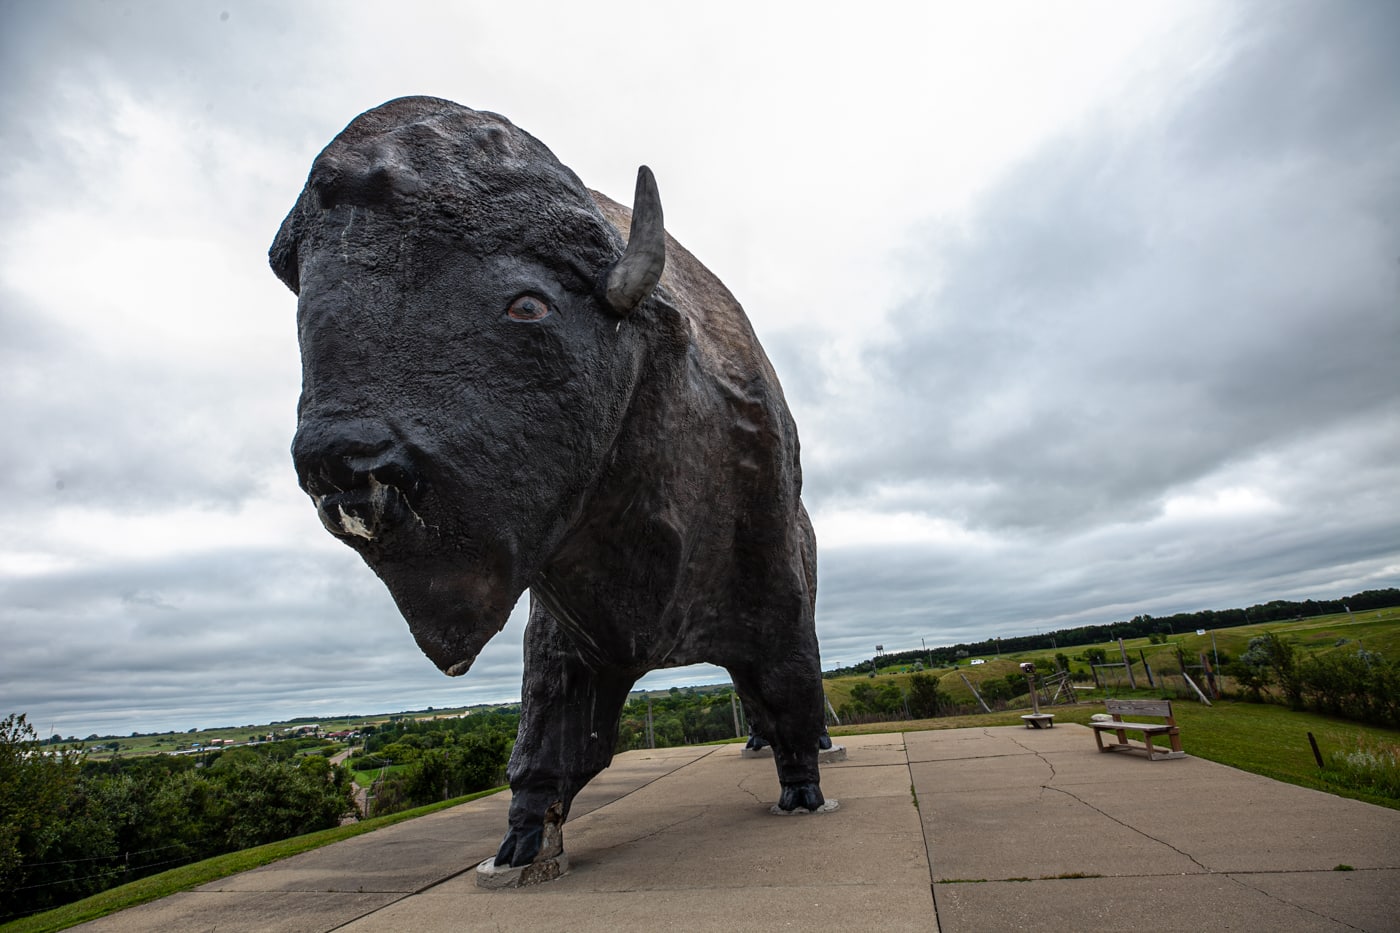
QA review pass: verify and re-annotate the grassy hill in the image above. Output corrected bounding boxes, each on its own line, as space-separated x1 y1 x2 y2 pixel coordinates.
823 605 1400 715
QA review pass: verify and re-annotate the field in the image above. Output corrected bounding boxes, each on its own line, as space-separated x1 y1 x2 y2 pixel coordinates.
75 704 508 759
822 605 1400 713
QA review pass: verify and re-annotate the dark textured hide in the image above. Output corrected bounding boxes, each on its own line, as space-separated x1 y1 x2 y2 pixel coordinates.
272 97 826 868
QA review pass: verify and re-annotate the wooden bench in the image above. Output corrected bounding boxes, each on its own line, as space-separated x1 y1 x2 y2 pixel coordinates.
1088 699 1185 761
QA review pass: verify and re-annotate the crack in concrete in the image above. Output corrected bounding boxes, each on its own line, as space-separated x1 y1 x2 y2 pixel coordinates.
983 734 1371 930
1038 782 1370 928
737 776 768 806
1043 783 1213 874
1005 731 1059 789
1222 872 1370 932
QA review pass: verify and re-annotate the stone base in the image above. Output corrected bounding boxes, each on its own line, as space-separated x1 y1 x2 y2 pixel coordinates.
741 744 848 763
770 799 841 816
474 854 570 889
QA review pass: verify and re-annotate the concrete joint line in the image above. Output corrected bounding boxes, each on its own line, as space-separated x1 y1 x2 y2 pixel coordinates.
907 739 945 932
584 746 726 819
595 809 707 854
323 892 417 932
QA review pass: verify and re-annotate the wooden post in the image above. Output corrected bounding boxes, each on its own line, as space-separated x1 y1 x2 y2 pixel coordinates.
1307 732 1324 768
1181 670 1213 706
646 696 655 749
959 673 992 713
1119 638 1137 689
1200 652 1220 699
731 691 742 738
1139 649 1156 688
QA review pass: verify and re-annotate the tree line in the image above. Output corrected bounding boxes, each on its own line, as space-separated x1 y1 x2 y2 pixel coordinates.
0 715 356 921
825 588 1399 676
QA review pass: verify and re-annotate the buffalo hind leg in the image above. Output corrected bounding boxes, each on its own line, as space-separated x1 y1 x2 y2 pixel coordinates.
732 660 829 812
494 600 634 868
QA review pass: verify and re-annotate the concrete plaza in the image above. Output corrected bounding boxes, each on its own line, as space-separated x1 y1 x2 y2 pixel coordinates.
74 724 1400 932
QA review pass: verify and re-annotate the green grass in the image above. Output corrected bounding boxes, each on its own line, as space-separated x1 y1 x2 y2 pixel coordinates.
0 786 505 933
350 762 409 788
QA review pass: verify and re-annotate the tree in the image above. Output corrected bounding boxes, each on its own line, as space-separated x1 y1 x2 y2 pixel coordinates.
0 714 91 918
906 674 947 718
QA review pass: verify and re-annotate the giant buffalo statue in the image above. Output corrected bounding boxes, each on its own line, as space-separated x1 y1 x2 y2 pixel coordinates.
270 97 832 878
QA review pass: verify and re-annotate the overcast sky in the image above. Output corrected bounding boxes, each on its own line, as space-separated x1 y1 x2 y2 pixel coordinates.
2 1 1397 738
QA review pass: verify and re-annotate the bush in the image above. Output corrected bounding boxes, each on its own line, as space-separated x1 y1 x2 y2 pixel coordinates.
1298 649 1400 728
1225 638 1399 729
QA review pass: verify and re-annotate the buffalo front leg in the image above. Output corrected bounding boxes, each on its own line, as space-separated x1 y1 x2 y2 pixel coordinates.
492 600 634 870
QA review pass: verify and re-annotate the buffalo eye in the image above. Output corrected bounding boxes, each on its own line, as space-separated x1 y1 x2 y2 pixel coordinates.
506 295 552 322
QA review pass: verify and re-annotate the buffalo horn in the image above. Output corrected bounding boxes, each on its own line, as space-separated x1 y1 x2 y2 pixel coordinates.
604 165 666 316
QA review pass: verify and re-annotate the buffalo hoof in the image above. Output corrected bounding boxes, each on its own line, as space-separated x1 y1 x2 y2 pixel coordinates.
775 781 836 814
475 852 569 889
494 799 564 869
494 825 543 868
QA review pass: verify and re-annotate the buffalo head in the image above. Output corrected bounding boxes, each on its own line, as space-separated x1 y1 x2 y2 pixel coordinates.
270 97 665 675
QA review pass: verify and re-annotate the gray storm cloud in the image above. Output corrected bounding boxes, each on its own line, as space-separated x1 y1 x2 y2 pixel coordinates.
1 0 1396 735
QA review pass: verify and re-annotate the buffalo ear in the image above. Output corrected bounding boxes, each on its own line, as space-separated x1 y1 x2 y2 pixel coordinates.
604 165 666 316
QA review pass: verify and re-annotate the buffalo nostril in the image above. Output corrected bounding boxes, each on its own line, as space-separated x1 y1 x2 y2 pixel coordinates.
292 421 427 543
303 450 422 503
294 420 398 492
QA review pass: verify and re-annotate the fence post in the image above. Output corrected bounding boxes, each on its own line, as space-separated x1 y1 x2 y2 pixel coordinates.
1119 638 1137 689
959 673 992 713
1200 652 1220 699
